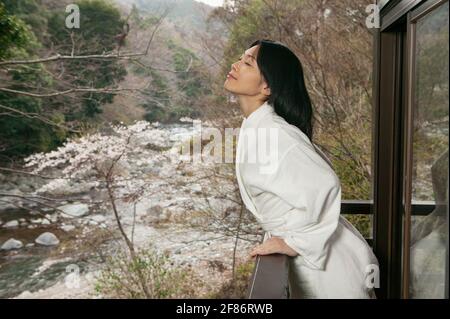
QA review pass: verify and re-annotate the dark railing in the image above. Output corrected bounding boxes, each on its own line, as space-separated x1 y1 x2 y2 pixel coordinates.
247 200 437 299
247 253 289 299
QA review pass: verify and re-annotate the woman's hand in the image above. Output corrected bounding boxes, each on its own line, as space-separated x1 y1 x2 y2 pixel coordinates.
250 236 299 258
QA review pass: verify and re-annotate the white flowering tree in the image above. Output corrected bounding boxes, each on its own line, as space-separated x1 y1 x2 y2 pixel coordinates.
24 121 179 297
15 118 262 296
26 121 169 240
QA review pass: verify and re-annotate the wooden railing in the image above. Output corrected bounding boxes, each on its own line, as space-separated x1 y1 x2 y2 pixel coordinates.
246 200 437 299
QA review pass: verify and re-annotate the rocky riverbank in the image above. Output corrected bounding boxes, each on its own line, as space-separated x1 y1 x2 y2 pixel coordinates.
0 121 260 298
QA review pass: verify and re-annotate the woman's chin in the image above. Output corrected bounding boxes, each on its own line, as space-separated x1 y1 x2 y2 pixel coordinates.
223 81 235 92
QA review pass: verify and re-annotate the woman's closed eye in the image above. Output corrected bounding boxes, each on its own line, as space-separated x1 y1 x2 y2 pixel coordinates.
239 56 251 66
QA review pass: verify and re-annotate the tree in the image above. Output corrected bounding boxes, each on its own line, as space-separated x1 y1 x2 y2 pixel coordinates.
46 0 128 117
208 0 374 200
0 2 66 159
0 0 167 160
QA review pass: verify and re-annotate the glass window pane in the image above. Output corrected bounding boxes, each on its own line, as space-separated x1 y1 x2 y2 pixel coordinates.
409 1 449 299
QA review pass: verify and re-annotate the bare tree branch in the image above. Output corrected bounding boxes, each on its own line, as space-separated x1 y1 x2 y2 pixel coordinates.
0 103 82 133
0 85 149 98
0 8 169 67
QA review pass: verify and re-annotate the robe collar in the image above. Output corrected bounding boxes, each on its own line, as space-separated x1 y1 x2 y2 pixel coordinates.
242 100 274 129
236 100 274 221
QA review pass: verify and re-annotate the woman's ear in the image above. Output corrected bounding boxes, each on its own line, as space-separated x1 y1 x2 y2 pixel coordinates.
260 75 271 97
262 84 271 98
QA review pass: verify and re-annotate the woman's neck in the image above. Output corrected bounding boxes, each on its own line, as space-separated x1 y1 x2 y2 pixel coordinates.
238 96 267 118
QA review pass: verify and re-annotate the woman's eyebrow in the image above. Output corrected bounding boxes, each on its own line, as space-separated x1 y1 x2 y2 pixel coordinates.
245 53 256 60
241 53 256 62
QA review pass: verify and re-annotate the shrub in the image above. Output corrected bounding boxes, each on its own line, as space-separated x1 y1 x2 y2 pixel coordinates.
94 246 203 298
209 260 254 299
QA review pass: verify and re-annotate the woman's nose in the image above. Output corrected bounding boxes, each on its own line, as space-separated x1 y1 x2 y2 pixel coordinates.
231 61 239 72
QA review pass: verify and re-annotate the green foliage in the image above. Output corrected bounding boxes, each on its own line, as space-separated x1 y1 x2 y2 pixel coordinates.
332 148 371 200
0 3 66 159
343 214 372 239
142 103 201 123
168 105 201 122
47 0 127 117
329 139 372 238
131 65 171 122
1 0 49 43
129 3 160 28
0 92 67 158
0 2 38 60
94 246 201 298
209 260 254 299
147 69 170 103
0 0 129 159
131 39 204 123
48 0 123 54
168 39 212 99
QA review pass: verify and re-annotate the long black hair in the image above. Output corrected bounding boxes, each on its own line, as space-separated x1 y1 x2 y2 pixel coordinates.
249 39 314 141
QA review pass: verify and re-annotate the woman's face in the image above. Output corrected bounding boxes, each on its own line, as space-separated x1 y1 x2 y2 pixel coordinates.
224 45 270 99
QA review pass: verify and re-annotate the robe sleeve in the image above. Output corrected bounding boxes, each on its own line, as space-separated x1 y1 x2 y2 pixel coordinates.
257 143 342 270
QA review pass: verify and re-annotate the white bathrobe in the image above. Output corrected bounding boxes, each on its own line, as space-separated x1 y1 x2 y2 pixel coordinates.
235 101 379 299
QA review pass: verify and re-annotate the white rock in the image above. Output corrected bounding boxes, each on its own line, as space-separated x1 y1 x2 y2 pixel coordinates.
49 214 58 223
89 215 106 223
61 225 76 232
191 184 202 193
179 117 194 123
31 218 43 224
3 220 19 228
58 203 89 218
1 238 23 250
41 219 51 225
0 201 17 210
35 232 60 246
25 243 35 248
18 184 33 193
15 290 33 298
144 205 164 223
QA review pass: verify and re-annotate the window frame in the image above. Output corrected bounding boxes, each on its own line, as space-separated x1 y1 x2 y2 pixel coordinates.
374 0 449 299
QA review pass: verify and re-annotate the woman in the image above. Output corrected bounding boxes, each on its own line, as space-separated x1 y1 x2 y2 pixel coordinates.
224 39 379 299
